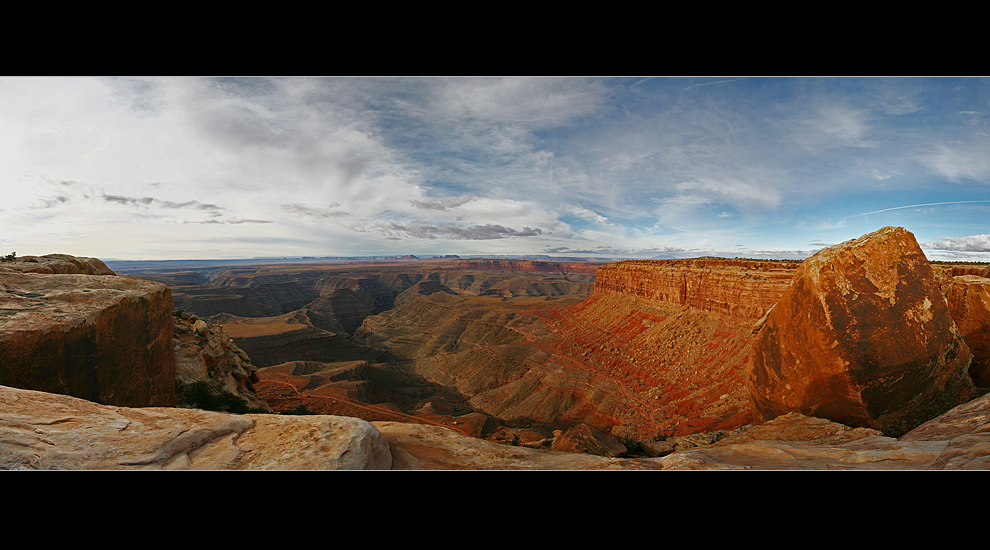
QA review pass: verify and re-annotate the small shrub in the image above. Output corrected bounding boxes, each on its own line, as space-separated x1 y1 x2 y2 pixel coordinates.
177 381 268 414
280 404 318 415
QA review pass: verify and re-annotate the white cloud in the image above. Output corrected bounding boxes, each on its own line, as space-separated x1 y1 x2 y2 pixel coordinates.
924 234 990 252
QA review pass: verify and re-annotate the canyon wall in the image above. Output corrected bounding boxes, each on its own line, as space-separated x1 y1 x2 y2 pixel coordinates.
592 258 799 326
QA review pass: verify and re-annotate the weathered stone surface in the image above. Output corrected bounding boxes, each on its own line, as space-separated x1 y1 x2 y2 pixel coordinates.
661 393 990 470
550 423 627 457
373 420 664 470
943 275 990 387
899 390 990 469
173 312 272 413
713 412 883 446
748 226 979 437
0 385 391 470
0 253 115 276
0 272 176 407
4 381 990 470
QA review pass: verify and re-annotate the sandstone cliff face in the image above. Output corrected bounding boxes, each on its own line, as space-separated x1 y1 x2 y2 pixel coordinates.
943 275 990 387
0 271 176 407
747 226 979 437
593 258 798 326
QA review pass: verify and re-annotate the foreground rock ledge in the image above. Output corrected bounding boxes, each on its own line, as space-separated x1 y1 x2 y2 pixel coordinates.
5 384 989 470
0 385 391 470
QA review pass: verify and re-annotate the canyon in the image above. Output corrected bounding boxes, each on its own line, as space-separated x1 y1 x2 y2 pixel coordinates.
3 228 990 469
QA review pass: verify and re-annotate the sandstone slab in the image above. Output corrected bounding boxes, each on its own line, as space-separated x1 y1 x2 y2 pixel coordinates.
747 226 978 437
0 384 391 470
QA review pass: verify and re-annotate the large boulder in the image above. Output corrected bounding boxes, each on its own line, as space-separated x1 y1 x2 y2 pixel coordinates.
747 226 979 437
942 275 990 387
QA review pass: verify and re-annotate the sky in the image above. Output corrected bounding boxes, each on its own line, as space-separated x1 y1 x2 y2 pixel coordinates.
2 76 990 262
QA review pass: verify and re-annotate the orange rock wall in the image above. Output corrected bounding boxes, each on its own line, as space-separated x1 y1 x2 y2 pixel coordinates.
592 259 799 325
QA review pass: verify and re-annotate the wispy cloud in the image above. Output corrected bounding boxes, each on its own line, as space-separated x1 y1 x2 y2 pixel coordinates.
408 195 471 211
844 200 990 221
103 194 225 212
281 203 350 219
5 77 990 260
374 221 543 240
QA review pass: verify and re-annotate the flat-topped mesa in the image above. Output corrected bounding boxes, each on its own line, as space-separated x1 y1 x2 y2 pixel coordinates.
592 258 799 325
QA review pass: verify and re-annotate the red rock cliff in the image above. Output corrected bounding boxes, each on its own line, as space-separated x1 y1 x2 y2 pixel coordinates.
593 258 799 326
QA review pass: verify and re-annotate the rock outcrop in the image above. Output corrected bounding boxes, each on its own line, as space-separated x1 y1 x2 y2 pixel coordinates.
0 253 115 276
173 311 272 413
0 270 176 407
747 226 980 437
942 275 990 387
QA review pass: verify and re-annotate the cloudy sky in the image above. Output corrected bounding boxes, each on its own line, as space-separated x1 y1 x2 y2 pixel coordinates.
3 76 990 262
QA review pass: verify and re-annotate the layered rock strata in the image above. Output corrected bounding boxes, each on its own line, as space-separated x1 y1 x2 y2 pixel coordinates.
942 275 990 387
593 258 798 325
747 226 980 437
0 271 176 407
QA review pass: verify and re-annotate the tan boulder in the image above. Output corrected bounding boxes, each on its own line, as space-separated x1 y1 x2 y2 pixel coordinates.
942 275 990 387
0 384 391 470
747 226 978 437
550 423 627 457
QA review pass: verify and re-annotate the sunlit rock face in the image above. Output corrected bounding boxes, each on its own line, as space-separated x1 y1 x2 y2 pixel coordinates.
943 275 990 387
593 258 798 326
747 226 980 437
